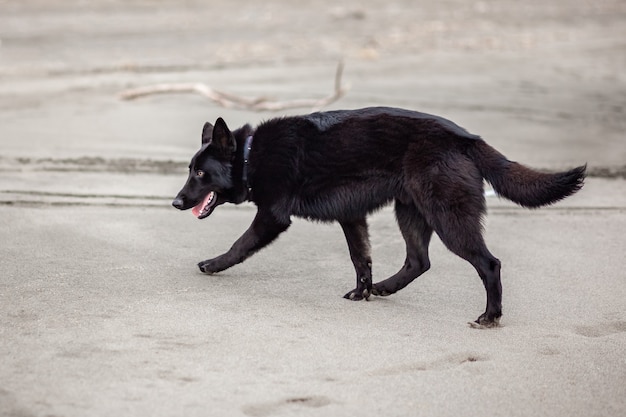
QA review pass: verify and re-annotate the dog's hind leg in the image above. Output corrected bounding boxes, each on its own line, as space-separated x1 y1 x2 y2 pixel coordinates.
416 171 502 327
198 209 290 274
371 200 433 296
435 223 502 327
340 218 373 301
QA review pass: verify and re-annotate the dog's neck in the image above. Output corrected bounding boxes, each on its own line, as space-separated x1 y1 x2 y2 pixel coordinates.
241 134 254 196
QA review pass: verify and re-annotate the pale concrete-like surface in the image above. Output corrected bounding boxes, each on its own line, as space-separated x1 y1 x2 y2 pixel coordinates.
1 1 625 416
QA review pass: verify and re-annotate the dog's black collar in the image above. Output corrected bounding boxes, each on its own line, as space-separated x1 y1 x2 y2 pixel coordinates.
242 135 254 194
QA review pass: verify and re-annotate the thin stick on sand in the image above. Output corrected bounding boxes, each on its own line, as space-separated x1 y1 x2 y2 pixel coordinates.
119 62 348 112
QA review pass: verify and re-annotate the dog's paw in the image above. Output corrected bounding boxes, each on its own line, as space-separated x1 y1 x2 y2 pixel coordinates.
470 313 501 329
198 260 217 274
370 284 392 297
343 288 370 301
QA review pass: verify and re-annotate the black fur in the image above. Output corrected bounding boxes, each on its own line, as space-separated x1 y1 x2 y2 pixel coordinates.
172 107 586 326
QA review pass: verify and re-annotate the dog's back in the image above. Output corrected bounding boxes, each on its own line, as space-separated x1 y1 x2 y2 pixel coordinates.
301 107 480 139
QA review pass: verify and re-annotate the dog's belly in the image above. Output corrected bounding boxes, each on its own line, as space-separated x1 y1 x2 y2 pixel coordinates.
291 178 398 221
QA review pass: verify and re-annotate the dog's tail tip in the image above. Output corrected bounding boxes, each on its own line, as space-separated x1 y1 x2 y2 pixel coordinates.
566 163 587 192
500 163 587 209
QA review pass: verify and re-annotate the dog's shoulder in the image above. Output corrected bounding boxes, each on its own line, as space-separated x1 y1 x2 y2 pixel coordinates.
301 110 353 132
300 107 401 132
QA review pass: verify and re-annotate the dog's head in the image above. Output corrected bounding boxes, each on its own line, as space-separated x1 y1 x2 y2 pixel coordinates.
172 117 238 219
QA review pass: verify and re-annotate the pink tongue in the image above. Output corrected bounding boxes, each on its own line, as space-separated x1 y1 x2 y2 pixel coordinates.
191 192 215 218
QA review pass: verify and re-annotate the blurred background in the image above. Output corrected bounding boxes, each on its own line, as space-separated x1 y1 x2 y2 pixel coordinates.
1 0 624 172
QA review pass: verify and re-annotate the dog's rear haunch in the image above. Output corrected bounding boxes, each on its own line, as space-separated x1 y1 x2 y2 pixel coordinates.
172 107 585 327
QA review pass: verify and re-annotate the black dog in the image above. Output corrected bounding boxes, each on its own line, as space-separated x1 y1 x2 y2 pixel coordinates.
172 107 585 326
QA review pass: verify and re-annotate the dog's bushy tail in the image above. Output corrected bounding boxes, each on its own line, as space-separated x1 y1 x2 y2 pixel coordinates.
468 140 586 208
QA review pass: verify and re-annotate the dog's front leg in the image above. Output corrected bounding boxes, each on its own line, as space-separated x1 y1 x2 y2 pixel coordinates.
198 210 291 274
340 218 373 301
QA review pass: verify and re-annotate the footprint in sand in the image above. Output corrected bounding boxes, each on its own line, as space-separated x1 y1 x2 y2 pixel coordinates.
574 321 626 338
242 395 332 417
370 352 488 376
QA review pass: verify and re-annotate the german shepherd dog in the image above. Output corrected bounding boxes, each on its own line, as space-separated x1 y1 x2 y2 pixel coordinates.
172 107 585 327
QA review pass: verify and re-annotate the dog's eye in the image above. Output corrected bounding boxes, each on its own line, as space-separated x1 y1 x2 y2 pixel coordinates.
196 170 205 177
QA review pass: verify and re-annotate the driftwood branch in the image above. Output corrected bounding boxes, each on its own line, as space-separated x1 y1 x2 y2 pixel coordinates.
119 62 348 112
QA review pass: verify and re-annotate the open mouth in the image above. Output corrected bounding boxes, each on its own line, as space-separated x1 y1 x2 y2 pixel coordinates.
191 191 218 219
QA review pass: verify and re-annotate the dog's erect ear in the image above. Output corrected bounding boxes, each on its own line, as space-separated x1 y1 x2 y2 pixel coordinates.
210 117 237 155
201 122 214 145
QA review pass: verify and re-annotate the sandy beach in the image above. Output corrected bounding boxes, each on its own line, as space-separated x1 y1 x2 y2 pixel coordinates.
1 1 625 416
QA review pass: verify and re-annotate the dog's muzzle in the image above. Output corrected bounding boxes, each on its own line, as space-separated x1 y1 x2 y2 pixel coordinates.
172 198 184 210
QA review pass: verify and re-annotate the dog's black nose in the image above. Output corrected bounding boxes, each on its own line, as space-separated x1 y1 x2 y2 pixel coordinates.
172 198 184 209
